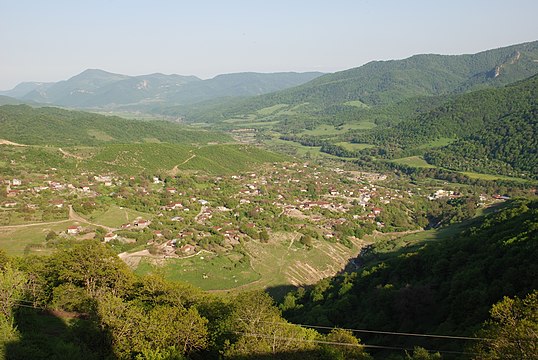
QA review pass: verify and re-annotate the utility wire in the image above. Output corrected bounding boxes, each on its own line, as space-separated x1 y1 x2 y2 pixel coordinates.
237 319 491 341
234 331 478 356
8 300 480 355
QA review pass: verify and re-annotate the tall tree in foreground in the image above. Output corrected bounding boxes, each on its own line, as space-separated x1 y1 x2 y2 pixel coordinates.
0 258 27 358
474 290 538 359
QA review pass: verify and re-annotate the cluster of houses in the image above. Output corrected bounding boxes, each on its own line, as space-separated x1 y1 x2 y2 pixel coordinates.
6 160 516 265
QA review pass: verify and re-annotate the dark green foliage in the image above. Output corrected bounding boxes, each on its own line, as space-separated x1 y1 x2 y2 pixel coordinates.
282 199 538 355
1 242 373 359
362 74 538 178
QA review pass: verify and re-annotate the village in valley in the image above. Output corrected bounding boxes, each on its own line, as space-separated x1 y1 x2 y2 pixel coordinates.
0 151 505 290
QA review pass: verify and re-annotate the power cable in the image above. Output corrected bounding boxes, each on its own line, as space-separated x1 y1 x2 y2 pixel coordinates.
237 319 491 341
234 331 478 356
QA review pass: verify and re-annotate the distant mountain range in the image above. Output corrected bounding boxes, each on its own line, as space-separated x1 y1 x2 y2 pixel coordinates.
173 40 538 122
3 41 537 119
0 70 323 110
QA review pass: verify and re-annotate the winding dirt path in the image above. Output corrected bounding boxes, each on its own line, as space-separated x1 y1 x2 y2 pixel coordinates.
169 152 197 176
0 219 71 229
68 206 117 232
0 139 26 146
58 148 84 160
0 205 116 232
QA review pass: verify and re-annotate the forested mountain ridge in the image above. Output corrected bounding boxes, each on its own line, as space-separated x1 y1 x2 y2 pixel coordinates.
360 73 538 177
0 69 323 110
173 40 538 122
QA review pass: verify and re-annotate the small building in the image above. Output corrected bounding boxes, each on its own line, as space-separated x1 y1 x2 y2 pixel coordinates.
104 233 118 242
166 202 183 210
12 179 22 186
50 199 64 208
134 219 150 229
6 190 19 198
67 226 81 235
180 244 196 255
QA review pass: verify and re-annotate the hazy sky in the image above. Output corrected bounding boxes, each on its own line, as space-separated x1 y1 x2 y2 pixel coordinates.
1 0 537 90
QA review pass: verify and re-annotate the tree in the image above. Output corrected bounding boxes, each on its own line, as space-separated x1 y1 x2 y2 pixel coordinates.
322 328 372 360
96 294 144 358
0 264 27 322
0 250 8 271
474 290 538 360
405 346 442 360
225 291 318 356
0 264 26 356
50 240 134 297
259 229 270 243
300 234 313 248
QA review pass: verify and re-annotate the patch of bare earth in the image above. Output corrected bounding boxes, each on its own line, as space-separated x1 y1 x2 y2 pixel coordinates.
0 139 26 146
119 249 151 269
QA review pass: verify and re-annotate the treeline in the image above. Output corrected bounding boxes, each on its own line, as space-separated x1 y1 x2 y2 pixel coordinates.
279 198 538 357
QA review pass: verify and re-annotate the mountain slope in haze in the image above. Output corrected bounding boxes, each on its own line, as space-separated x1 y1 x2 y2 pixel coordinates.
0 95 33 106
177 40 538 122
0 81 54 98
4 69 323 110
0 104 231 146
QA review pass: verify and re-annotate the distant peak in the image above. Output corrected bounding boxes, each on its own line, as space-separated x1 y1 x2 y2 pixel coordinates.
72 69 128 79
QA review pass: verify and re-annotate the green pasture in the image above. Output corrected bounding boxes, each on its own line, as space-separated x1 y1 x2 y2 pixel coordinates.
0 220 77 256
335 142 375 151
343 100 370 108
90 206 153 228
135 251 260 290
460 171 529 182
390 156 437 168
256 104 289 116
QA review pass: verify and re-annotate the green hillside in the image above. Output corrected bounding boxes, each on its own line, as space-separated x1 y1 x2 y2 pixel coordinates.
88 143 288 175
363 74 538 178
173 40 538 123
0 104 231 146
281 198 538 355
0 142 288 176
